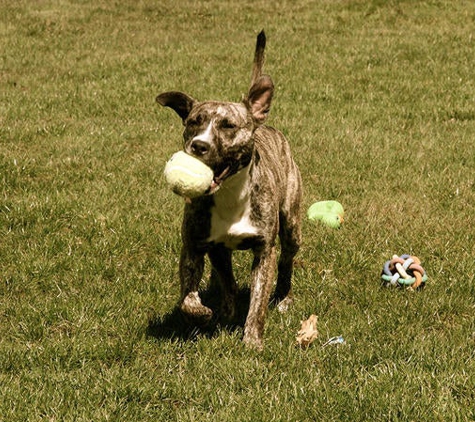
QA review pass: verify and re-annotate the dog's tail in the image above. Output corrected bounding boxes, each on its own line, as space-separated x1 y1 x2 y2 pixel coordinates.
250 30 266 88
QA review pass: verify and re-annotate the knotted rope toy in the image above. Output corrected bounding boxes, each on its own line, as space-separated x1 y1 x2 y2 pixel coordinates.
381 254 428 289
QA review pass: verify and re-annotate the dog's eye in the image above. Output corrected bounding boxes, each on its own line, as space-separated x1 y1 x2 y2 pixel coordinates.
187 115 203 127
221 119 237 130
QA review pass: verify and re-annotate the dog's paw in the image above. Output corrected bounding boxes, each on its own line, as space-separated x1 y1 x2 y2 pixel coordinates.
276 296 293 313
180 292 213 325
243 325 264 351
243 334 264 351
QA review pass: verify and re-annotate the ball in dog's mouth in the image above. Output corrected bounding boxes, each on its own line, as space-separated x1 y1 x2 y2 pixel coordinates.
164 151 215 199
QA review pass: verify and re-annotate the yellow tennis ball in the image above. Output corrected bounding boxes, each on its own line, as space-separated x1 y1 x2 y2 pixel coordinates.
164 151 214 198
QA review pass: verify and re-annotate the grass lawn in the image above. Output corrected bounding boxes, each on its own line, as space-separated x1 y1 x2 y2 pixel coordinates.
1 0 475 420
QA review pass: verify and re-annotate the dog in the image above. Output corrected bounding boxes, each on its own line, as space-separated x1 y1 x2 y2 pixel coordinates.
156 31 302 349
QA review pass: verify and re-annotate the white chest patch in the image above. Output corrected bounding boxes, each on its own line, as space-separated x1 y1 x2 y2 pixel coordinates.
207 166 259 249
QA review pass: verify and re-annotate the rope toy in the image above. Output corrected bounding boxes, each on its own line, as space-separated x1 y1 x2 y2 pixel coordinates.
381 254 428 289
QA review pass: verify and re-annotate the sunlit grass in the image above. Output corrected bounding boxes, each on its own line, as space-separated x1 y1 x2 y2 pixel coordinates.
1 1 475 420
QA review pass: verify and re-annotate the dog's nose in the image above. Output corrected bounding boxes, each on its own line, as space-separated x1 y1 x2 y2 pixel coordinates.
189 140 210 156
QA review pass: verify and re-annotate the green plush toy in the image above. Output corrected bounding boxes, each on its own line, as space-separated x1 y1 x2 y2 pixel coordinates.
307 200 344 229
164 151 214 199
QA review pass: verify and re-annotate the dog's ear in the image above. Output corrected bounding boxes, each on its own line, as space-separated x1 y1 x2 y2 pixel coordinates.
246 75 274 124
156 91 195 121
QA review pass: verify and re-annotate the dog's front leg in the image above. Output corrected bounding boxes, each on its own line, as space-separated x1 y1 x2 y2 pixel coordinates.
179 247 213 324
243 245 277 350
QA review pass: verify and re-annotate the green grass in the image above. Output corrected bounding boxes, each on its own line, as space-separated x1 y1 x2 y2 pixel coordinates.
1 0 475 420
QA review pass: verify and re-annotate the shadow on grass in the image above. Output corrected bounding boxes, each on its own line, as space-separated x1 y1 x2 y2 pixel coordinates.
146 287 251 342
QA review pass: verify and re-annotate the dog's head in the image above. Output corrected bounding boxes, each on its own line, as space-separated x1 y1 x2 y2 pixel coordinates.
157 31 273 194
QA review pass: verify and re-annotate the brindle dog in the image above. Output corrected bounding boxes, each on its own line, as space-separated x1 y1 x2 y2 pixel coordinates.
157 31 302 349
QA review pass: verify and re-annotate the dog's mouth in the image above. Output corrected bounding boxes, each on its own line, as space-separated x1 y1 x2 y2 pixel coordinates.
205 152 253 196
207 165 232 195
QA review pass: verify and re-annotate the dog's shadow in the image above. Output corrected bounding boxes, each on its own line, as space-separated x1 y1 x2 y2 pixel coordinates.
146 287 251 342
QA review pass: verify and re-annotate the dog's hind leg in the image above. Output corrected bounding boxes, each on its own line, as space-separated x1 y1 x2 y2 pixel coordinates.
208 245 238 322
